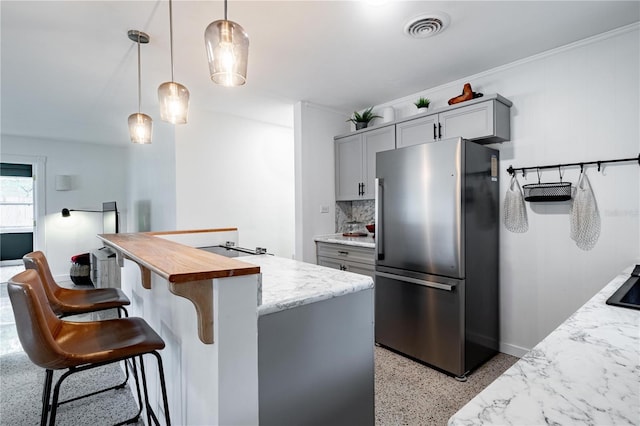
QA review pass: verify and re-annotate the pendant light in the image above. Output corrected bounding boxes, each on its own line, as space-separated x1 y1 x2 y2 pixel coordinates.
158 0 190 124
127 30 153 145
204 0 249 86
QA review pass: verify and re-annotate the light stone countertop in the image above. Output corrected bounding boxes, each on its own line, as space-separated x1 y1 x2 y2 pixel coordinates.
238 255 374 316
448 264 640 426
314 233 376 249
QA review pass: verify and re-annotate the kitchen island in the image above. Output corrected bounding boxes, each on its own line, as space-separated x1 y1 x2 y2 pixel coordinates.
247 254 374 425
99 229 374 426
448 264 640 425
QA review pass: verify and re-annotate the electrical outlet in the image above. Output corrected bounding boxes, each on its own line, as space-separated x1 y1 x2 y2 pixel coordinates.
320 205 330 214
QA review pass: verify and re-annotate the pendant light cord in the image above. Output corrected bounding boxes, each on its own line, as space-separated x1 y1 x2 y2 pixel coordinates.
169 0 175 82
136 36 142 114
224 0 228 20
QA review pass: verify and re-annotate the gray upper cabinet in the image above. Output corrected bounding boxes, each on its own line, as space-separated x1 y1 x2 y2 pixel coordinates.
396 95 512 147
395 113 439 148
335 94 511 201
335 125 395 201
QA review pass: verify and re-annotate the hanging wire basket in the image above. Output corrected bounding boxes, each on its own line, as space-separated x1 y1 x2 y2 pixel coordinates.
521 166 572 202
523 182 572 202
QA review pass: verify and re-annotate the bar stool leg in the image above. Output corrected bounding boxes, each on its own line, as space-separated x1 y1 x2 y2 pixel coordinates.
40 369 53 426
153 351 171 426
114 357 144 426
138 353 171 426
139 355 153 426
49 368 76 426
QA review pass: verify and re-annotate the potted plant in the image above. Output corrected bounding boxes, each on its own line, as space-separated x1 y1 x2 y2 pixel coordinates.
414 97 430 112
347 107 381 130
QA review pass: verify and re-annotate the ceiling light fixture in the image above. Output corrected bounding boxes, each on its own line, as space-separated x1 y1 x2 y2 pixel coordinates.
204 0 249 87
158 0 190 124
127 30 153 145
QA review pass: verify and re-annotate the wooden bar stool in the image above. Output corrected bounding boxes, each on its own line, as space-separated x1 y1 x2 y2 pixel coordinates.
7 269 171 426
23 251 130 318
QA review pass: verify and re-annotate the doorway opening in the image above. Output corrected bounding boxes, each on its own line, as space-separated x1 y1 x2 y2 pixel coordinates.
0 156 45 276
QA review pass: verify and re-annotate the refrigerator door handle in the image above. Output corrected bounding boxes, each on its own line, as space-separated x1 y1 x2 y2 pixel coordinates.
375 271 456 292
375 178 384 260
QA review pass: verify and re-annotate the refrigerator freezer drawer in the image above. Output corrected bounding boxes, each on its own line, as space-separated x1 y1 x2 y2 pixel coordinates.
375 272 465 376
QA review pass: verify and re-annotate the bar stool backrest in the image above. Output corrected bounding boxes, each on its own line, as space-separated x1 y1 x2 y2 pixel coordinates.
23 251 65 314
7 269 69 369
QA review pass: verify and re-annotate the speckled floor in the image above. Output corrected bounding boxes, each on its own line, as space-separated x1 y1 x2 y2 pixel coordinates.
375 346 518 425
1 266 517 425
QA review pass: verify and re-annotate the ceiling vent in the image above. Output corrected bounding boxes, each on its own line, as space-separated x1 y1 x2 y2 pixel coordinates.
404 13 450 38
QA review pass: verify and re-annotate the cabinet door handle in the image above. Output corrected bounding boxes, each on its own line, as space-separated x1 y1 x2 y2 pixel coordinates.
361 182 365 196
433 123 437 140
438 123 442 139
338 251 349 255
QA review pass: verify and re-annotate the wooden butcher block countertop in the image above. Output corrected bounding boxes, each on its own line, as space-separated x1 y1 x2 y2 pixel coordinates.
98 232 260 284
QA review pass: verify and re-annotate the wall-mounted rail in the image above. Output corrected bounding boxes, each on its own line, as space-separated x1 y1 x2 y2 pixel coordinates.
507 154 640 176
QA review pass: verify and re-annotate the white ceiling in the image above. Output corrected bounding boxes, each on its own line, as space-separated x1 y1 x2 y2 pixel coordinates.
1 1 638 146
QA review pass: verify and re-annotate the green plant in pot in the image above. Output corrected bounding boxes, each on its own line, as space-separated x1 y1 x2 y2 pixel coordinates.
414 97 430 111
347 107 381 130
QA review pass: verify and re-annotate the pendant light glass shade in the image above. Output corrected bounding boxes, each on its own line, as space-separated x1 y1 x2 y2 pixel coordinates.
159 0 190 124
128 113 153 144
127 30 152 144
204 4 249 86
158 81 190 124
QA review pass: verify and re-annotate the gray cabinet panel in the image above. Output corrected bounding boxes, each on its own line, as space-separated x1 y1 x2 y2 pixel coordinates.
441 99 511 143
363 127 395 198
335 134 363 200
335 125 395 201
396 113 438 147
259 289 374 426
440 101 495 140
394 96 511 147
316 241 375 279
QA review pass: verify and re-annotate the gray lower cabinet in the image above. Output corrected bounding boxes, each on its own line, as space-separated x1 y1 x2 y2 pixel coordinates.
316 242 375 279
396 95 512 147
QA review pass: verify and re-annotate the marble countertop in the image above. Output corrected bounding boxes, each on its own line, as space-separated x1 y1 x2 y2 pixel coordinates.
314 233 376 249
449 264 640 426
238 255 374 316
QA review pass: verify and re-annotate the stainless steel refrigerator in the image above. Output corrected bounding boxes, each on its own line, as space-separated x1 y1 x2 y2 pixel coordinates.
374 137 499 379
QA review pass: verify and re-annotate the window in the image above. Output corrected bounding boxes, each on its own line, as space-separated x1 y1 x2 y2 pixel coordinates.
0 163 34 231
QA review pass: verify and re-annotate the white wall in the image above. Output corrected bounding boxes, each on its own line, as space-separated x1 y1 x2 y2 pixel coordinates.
294 102 350 263
175 107 295 258
371 24 640 355
0 135 128 278
126 122 177 233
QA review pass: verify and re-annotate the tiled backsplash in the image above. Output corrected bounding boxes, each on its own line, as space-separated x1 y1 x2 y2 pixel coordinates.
335 200 375 232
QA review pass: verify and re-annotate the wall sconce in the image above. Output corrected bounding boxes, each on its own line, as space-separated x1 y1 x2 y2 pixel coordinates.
55 175 72 191
61 208 101 217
